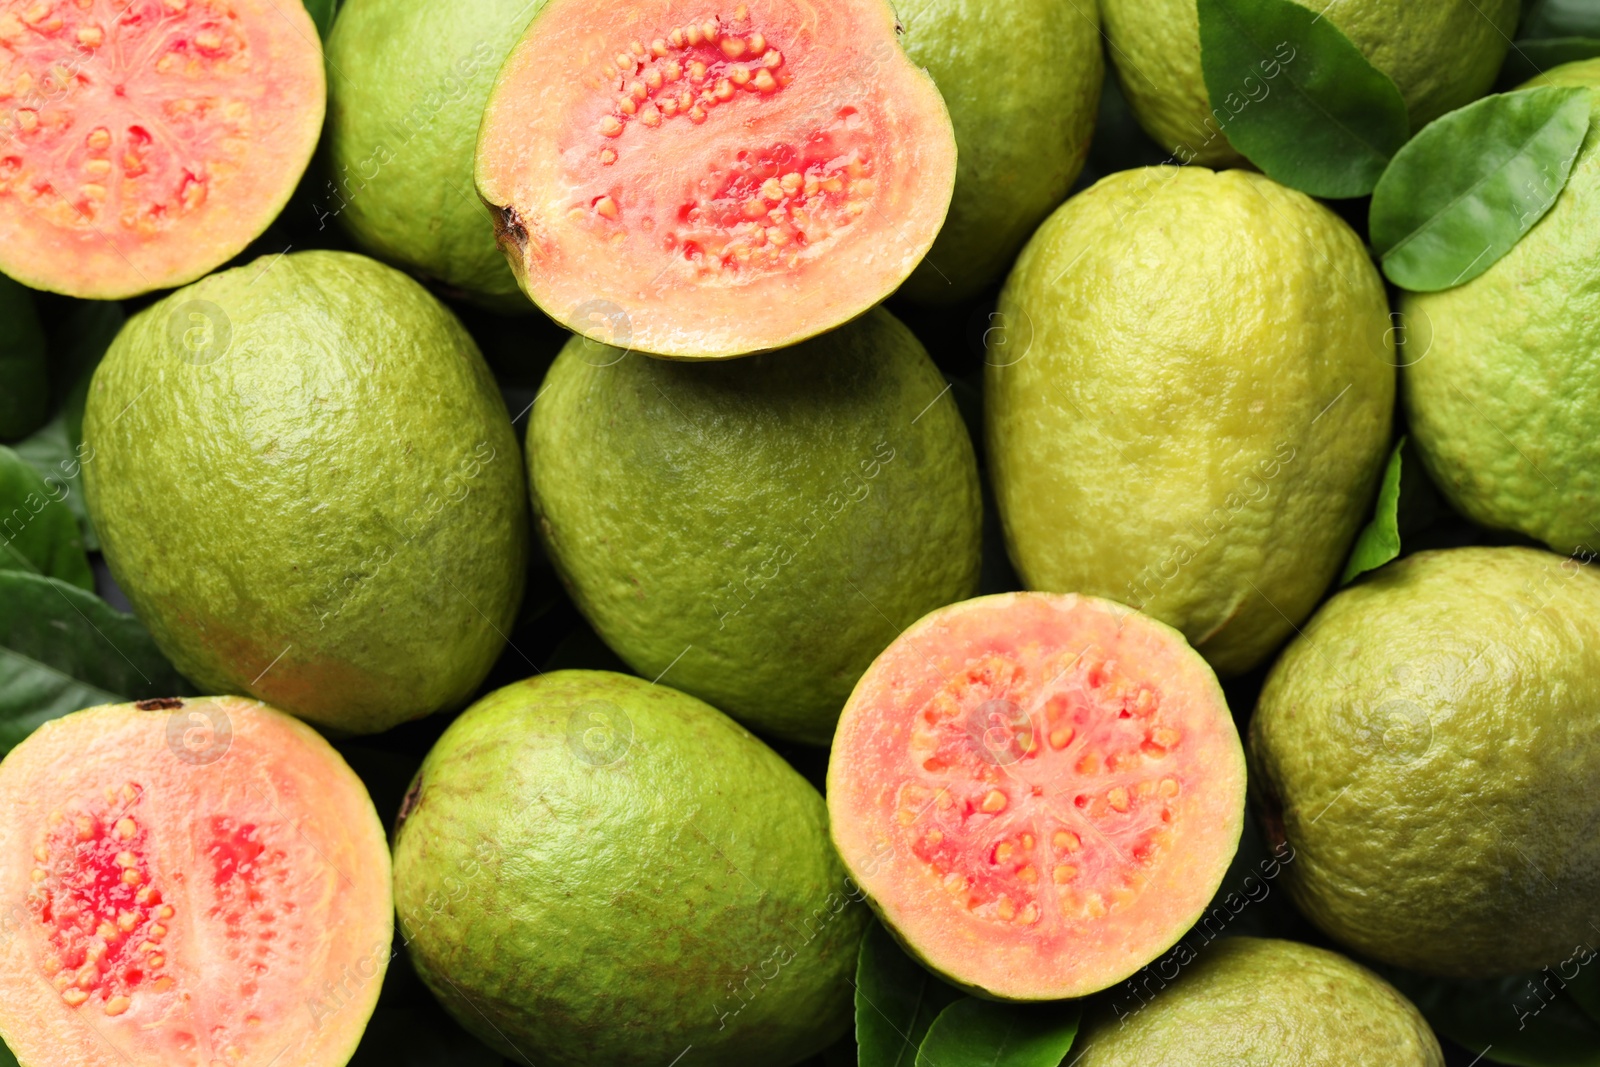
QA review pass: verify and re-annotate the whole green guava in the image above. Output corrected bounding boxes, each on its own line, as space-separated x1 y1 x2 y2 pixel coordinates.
391 669 868 1067
987 166 1394 676
1403 59 1600 555
1251 547 1600 977
1074 938 1443 1066
324 0 544 309
897 0 1103 303
83 251 528 735
529 307 982 744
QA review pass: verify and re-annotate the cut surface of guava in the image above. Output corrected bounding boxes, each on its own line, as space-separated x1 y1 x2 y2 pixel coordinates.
0 0 325 299
828 592 1246 1001
476 0 957 358
0 697 392 1067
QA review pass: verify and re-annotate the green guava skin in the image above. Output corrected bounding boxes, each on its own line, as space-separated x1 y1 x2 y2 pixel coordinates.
987 166 1394 677
1074 938 1444 1066
324 0 543 310
1100 0 1520 166
896 0 1103 304
529 307 982 745
391 669 868 1067
0 273 49 440
82 251 528 735
1403 60 1600 555
1251 547 1600 978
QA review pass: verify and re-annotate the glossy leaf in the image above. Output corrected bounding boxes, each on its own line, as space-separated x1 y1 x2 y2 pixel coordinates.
915 999 1081 1067
856 922 963 1067
1523 0 1600 40
1197 0 1409 197
1342 437 1405 584
0 572 189 753
0 275 49 441
1372 88 1591 291
0 445 92 589
1388 967 1600 1067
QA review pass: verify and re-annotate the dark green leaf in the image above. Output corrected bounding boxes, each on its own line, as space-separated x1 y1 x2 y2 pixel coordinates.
0 275 49 442
1371 88 1591 291
0 572 189 752
1501 40 1600 90
0 1036 15 1067
1388 966 1600 1067
1523 0 1600 40
302 0 339 38
856 922 963 1067
1342 437 1405 584
1197 0 1409 198
0 445 91 590
1571 968 1600 1028
915 999 1080 1067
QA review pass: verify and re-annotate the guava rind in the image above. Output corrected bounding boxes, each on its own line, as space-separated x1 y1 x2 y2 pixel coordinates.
1073 938 1444 1066
0 696 393 1067
1402 59 1600 555
1250 547 1600 977
529 307 981 744
986 166 1394 677
1100 0 1519 166
391 669 868 1067
82 251 528 735
324 0 543 310
896 0 1103 304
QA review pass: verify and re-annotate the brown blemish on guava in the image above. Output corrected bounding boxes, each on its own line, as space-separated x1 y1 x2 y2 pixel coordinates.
395 774 424 834
135 698 184 711
490 204 528 258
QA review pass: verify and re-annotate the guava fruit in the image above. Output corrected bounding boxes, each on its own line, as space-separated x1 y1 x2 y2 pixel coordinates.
529 306 981 745
475 0 957 358
828 592 1246 1001
1251 547 1600 977
0 0 326 299
894 0 1103 304
1402 59 1600 555
323 0 543 310
83 250 528 735
0 273 48 439
391 669 867 1067
1073 938 1444 1065
987 166 1394 677
0 696 392 1067
1100 0 1519 166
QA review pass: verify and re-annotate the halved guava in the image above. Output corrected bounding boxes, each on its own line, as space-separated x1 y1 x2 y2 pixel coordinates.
476 0 956 359
0 0 325 299
0 697 392 1067
828 592 1246 1001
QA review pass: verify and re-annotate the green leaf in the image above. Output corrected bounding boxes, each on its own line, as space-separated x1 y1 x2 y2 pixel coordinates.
1371 87 1591 292
1501 40 1600 89
0 445 91 590
914 999 1081 1067
1342 437 1405 584
302 0 339 37
1387 966 1600 1067
0 572 189 753
856 922 963 1067
0 275 50 442
1523 0 1600 40
1197 0 1409 198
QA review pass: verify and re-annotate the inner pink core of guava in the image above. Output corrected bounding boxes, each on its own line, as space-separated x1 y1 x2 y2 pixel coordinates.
580 8 878 277
0 0 255 231
895 645 1190 928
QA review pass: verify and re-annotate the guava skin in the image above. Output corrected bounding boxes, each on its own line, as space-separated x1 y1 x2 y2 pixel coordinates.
324 0 543 311
1101 0 1519 167
896 0 1103 304
1251 547 1600 978
391 670 868 1067
987 166 1394 677
82 251 528 735
1074 938 1444 1066
1403 60 1600 555
529 307 982 745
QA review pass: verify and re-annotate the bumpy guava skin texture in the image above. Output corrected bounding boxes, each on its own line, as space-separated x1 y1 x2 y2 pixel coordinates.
325 0 544 310
1403 60 1600 555
83 251 528 735
987 166 1393 677
1074 938 1444 1066
530 307 981 744
1100 0 1519 166
1251 547 1600 977
896 0 1103 304
392 670 868 1067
